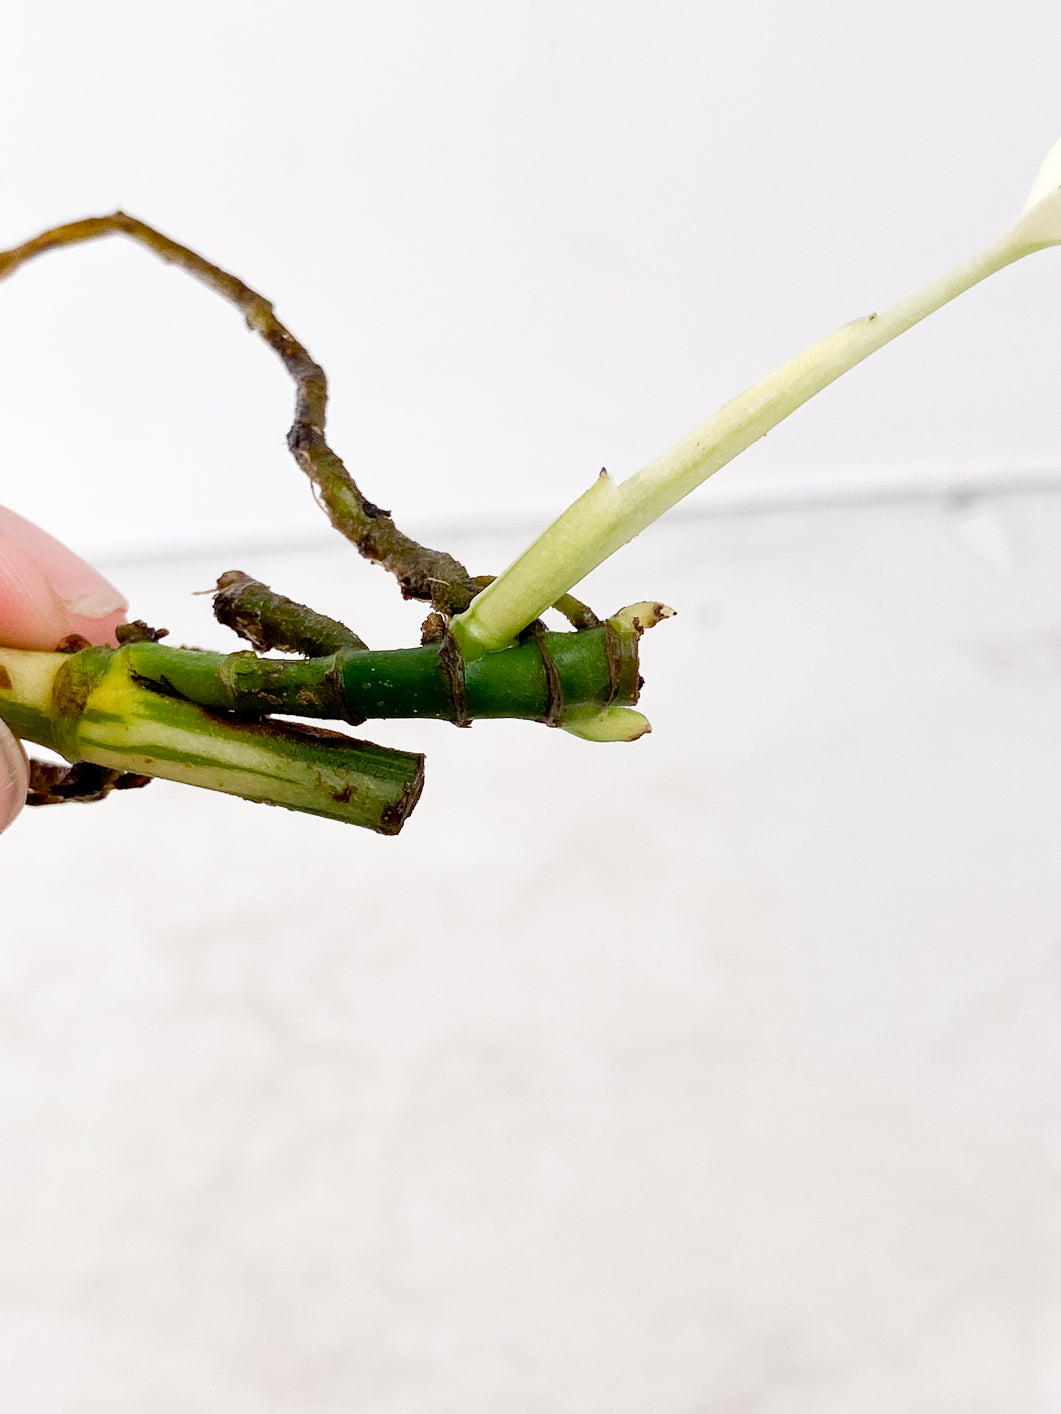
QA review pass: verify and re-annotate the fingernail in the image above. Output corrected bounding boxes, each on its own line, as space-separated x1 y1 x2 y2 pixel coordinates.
0 507 127 632
60 584 128 619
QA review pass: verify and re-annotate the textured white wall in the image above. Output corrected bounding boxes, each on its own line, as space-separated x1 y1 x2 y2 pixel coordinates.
1 1 1060 561
3 493 1061 1410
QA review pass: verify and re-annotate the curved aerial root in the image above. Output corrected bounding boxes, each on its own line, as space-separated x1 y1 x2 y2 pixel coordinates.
0 213 480 612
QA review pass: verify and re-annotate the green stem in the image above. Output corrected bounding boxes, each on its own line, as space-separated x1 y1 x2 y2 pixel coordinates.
121 616 643 726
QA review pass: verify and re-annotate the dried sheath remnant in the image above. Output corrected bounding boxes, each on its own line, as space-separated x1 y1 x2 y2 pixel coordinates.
25 759 152 806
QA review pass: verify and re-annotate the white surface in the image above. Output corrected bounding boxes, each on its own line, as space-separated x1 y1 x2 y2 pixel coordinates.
2 2 1061 561
2 489 1060 1410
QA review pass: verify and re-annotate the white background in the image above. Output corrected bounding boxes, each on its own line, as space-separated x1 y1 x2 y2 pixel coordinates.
1 1 1061 560
2 4 1061 1411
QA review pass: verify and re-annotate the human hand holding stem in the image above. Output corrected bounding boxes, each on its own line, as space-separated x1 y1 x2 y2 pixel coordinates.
0 507 127 833
0 212 659 833
2 137 1061 833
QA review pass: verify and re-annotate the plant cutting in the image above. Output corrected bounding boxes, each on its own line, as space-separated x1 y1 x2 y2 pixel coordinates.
2 138 1061 833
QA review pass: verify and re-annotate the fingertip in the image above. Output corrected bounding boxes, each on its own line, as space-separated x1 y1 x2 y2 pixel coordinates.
0 507 126 650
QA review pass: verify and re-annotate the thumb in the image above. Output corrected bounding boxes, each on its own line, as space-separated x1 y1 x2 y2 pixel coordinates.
0 721 29 834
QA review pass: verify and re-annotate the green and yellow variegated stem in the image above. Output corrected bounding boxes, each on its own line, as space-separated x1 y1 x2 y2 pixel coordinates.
0 645 424 833
0 605 665 828
452 138 1061 654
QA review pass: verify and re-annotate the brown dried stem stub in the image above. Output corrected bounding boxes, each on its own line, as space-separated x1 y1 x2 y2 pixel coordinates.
213 571 368 655
115 620 169 645
0 213 481 615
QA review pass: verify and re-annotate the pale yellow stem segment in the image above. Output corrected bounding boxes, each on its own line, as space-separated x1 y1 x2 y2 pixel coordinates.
453 148 1061 655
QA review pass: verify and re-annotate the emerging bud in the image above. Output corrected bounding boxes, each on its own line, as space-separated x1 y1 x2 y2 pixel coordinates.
1012 135 1061 250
